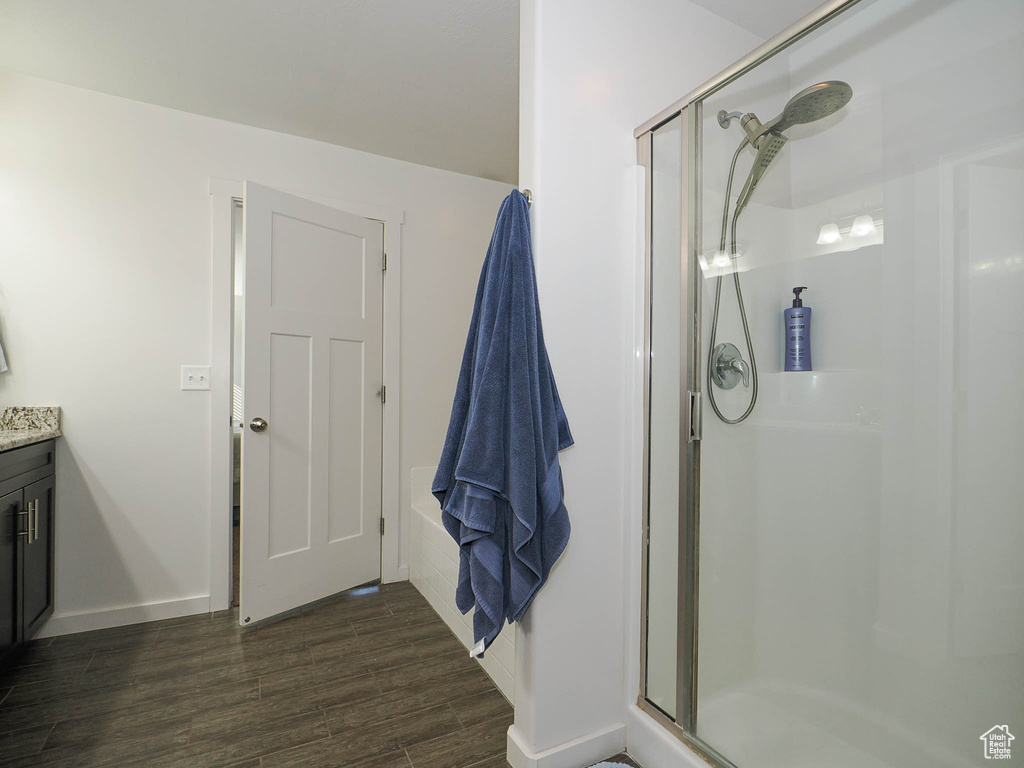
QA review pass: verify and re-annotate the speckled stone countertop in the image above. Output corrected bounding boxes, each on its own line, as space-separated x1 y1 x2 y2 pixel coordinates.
0 407 62 452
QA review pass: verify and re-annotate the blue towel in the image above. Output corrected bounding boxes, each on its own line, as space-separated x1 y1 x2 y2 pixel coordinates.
432 190 573 654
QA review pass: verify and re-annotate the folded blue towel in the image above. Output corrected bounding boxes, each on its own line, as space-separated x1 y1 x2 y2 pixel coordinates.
432 190 573 654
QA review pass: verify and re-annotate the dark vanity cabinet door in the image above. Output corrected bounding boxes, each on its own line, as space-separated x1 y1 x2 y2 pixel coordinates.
21 476 54 639
0 489 22 666
0 440 56 671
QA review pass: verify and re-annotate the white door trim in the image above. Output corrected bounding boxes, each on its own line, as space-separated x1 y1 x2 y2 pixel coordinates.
208 177 405 613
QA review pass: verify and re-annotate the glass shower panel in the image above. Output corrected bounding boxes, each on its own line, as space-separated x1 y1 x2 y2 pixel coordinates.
693 1 1024 767
645 115 683 716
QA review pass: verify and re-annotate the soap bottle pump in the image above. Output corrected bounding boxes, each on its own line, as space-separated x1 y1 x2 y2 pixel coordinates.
784 286 812 371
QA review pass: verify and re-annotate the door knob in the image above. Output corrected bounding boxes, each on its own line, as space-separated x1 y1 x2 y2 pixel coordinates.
249 417 269 433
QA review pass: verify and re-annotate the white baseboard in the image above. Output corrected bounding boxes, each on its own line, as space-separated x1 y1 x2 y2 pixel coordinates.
36 595 212 638
507 722 626 768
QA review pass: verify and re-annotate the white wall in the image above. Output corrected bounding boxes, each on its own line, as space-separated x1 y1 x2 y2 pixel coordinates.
0 72 510 631
513 2 761 767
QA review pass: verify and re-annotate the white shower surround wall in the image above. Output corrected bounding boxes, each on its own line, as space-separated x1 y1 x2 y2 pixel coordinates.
408 466 516 702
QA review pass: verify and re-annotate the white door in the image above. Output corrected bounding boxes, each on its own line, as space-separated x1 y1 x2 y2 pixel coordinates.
240 181 384 625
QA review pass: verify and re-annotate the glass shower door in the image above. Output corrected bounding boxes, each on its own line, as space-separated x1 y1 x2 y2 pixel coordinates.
694 1 1024 766
641 1 1024 766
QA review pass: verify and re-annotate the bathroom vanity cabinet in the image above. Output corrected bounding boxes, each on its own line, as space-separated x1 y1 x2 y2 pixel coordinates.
0 440 55 671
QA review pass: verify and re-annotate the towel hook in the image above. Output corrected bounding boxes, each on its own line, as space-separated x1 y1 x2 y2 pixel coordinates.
522 189 533 208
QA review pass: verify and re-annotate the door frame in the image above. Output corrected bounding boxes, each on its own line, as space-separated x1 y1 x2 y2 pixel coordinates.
207 177 405 613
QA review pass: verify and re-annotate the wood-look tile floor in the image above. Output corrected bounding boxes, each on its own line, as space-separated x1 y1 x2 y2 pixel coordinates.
0 582 514 768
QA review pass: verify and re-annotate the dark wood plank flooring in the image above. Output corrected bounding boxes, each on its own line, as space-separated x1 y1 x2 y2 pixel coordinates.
0 582 513 768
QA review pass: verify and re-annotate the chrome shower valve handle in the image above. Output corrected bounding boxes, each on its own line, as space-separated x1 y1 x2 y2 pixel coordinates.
731 358 750 387
711 343 750 390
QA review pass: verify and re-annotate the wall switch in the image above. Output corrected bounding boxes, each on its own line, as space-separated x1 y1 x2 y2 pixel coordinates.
181 365 211 391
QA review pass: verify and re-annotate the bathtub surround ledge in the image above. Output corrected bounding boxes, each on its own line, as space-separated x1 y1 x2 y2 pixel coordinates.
409 466 516 702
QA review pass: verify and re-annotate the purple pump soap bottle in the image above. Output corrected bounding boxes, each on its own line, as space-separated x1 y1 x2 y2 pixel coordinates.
784 286 812 371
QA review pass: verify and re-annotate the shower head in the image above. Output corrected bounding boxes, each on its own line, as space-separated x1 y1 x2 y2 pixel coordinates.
723 80 853 216
719 80 853 143
772 81 853 133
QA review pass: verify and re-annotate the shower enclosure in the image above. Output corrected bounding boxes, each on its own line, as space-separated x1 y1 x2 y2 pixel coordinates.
636 1 1024 767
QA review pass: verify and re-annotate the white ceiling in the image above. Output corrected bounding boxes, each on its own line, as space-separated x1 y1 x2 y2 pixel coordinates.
0 0 520 184
687 0 826 40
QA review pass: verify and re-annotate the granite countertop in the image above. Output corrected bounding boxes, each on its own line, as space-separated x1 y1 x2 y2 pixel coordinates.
0 407 62 452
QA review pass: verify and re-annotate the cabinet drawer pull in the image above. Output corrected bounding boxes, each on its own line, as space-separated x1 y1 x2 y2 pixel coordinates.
33 500 39 543
27 501 35 543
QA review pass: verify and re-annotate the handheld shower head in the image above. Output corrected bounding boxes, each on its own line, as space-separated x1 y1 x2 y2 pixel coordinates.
734 131 787 215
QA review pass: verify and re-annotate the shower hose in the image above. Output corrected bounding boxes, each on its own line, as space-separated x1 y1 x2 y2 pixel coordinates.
707 138 759 424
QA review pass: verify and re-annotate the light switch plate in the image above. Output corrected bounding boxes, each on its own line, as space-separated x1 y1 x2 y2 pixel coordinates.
181 365 211 391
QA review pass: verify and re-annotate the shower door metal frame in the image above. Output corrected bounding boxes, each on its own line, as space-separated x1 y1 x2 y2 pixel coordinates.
635 0 866 762
639 100 736 768
633 0 864 139
636 107 701 732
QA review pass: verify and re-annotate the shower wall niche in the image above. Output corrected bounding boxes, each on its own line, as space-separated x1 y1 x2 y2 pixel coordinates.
637 2 1024 768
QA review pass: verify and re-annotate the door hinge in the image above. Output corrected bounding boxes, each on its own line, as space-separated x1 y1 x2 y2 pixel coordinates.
687 391 703 442
380 518 385 536
382 252 387 272
379 385 386 405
